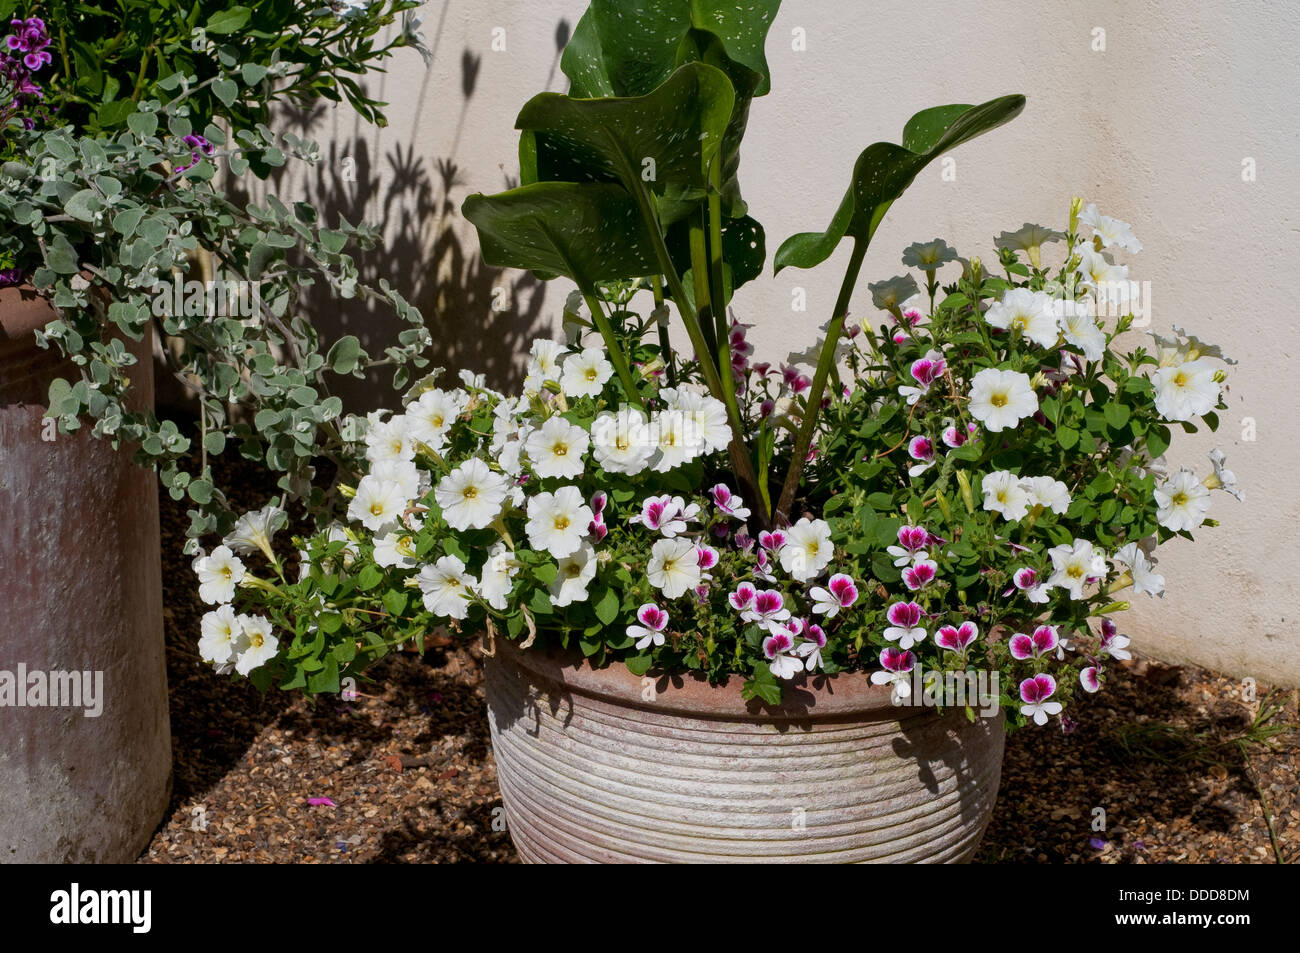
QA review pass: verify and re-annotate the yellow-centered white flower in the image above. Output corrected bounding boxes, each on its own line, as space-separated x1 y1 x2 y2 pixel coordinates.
1047 538 1107 600
524 485 593 558
233 613 279 676
981 470 1032 522
348 475 408 533
647 537 702 599
524 415 589 480
591 406 653 475
968 368 1038 433
199 604 240 665
406 388 467 451
984 288 1060 348
434 458 509 531
1150 358 1220 422
779 518 834 582
551 542 598 607
559 347 614 399
193 545 246 605
1154 469 1212 532
417 555 476 620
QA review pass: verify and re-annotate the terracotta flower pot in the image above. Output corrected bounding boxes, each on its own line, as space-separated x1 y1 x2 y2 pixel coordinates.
484 636 1003 863
0 284 171 862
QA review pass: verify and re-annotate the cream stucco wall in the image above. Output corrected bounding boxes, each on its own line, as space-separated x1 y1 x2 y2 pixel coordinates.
269 0 1300 684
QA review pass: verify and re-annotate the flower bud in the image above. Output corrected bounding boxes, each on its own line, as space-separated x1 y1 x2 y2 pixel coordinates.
1069 196 1084 233
955 469 975 514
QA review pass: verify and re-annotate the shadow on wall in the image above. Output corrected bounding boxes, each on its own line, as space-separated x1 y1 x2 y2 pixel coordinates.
217 16 576 416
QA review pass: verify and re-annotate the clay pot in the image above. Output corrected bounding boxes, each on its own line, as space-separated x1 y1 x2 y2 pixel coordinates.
484 636 1003 863
0 284 171 862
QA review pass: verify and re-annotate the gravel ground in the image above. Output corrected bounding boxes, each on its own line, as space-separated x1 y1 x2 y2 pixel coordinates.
139 454 1298 864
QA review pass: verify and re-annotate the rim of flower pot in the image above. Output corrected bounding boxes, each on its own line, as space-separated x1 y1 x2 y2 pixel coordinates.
0 283 54 360
489 632 914 724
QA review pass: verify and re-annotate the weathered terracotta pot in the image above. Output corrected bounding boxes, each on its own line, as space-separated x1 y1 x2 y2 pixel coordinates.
484 636 1003 863
0 284 171 862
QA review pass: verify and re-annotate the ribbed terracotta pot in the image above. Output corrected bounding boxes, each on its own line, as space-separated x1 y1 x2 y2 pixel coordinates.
484 636 1004 863
0 284 171 862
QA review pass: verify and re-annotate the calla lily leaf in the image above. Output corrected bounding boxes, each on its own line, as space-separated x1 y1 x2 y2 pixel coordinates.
462 181 658 286
774 94 1027 273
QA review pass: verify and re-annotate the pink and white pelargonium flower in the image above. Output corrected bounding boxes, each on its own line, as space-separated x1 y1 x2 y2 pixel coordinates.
627 604 669 650
871 647 917 697
1011 567 1051 604
729 582 757 613
1098 618 1132 660
1019 674 1063 726
883 601 926 649
907 436 936 477
711 483 751 521
935 621 979 657
1009 624 1060 660
794 622 827 671
695 544 719 582
740 589 791 632
902 559 938 592
898 351 947 405
763 628 804 680
942 421 977 448
629 494 698 538
809 573 858 618
887 525 931 567
1079 666 1103 693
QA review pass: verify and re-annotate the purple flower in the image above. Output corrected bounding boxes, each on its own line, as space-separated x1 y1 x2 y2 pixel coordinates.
935 621 979 653
307 796 337 807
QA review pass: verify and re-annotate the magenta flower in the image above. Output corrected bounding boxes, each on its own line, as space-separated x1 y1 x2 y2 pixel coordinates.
887 525 930 567
1079 666 1102 693
763 628 802 680
1009 624 1060 660
795 622 827 671
907 435 936 476
307 797 337 807
809 573 858 618
628 494 695 537
935 621 979 654
588 516 608 542
884 601 926 649
628 603 669 650
871 647 917 696
695 544 719 572
711 482 751 521
728 581 757 612
741 589 791 631
902 559 937 591
589 490 607 517
942 421 978 448
1019 674 1062 725
1098 618 1132 660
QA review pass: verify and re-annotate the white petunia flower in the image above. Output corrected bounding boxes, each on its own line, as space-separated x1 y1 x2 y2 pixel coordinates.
1154 469 1212 532
647 537 702 599
994 222 1064 270
551 542 598 607
193 545 246 605
1078 203 1142 253
967 368 1038 433
647 409 702 473
1150 358 1220 422
406 388 467 451
1074 246 1130 302
417 555 476 620
524 415 589 480
373 531 418 570
984 288 1060 348
660 388 731 455
232 614 279 676
1047 538 1107 600
524 486 593 558
476 543 521 611
434 458 509 531
1112 542 1166 598
224 505 287 561
199 604 241 665
1055 296 1107 361
559 347 614 398
1020 475 1072 515
364 415 416 465
1206 448 1244 502
981 470 1032 522
369 459 422 508
524 338 565 393
590 406 654 475
348 475 408 533
778 518 834 582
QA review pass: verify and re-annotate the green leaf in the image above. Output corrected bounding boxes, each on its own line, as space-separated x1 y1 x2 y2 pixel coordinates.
188 479 214 504
127 111 158 139
594 586 619 625
1146 423 1172 459
519 62 733 225
624 654 653 676
327 335 363 374
357 565 383 591
1057 426 1079 450
95 100 135 129
64 189 100 223
241 63 270 85
212 78 239 108
774 95 1026 272
206 6 252 34
1103 401 1131 430
463 182 658 286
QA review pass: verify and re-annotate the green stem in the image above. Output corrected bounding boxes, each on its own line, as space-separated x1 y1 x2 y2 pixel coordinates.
774 237 868 523
651 275 676 386
581 290 642 407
